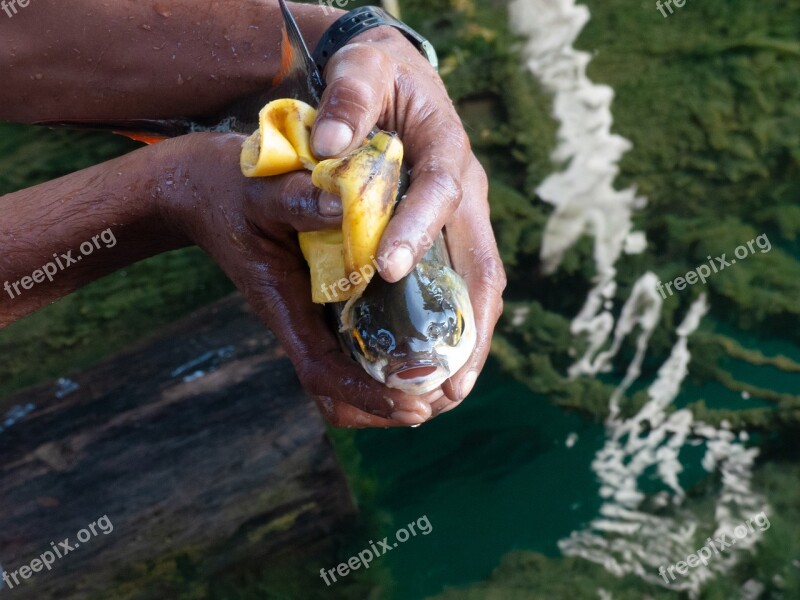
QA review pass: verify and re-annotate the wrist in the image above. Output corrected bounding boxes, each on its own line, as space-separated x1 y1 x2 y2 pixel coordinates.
311 5 438 75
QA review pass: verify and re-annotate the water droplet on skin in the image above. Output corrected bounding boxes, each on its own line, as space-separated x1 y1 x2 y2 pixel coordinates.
141 23 152 31
32 73 43 80
177 73 183 85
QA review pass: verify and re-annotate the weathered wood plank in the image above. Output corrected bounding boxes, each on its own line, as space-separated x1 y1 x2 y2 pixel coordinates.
0 293 355 599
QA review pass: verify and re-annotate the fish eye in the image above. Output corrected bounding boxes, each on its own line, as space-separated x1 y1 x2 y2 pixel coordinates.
370 329 396 353
427 323 444 340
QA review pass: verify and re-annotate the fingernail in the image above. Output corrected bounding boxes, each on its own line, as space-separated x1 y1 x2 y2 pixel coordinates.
391 411 426 425
386 247 414 280
459 371 479 401
313 120 354 157
318 191 342 216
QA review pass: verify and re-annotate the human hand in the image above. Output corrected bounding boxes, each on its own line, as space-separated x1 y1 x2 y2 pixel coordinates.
155 132 448 428
311 27 507 406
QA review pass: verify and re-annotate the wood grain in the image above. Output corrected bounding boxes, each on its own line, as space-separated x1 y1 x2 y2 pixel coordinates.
0 294 355 599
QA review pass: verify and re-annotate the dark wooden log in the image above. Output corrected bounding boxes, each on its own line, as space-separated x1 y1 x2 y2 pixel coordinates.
0 293 356 599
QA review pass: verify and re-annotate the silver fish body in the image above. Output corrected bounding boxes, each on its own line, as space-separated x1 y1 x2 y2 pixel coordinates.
335 235 476 394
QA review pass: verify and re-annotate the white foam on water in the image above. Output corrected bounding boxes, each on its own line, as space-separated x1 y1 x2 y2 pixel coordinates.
557 297 766 596
509 1 766 595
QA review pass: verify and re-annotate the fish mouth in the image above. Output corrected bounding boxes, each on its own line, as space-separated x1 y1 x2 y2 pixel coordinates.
394 364 439 380
385 361 449 394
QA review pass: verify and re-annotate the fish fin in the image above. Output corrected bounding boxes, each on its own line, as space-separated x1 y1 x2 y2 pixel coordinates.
114 132 171 145
273 27 296 88
198 0 324 133
34 119 192 143
272 0 325 105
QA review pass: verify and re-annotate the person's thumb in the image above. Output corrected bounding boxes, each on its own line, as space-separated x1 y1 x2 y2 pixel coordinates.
311 44 392 158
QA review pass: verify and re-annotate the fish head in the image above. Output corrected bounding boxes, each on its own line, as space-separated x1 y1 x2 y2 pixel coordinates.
346 260 476 394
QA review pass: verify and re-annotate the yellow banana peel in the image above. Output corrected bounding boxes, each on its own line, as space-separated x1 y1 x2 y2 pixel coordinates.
240 99 318 177
240 99 404 304
312 132 403 278
298 229 348 304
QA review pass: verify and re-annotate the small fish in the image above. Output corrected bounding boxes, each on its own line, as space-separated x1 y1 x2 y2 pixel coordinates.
342 234 476 394
38 0 476 394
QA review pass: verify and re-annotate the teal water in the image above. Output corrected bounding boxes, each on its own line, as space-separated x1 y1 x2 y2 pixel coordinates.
339 317 800 598
353 359 605 599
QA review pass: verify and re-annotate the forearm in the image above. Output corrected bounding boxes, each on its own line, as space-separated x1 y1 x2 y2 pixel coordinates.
0 0 341 123
0 145 183 326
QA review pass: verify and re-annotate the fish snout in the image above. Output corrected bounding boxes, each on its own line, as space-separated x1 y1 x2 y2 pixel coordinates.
385 360 450 394
395 365 439 380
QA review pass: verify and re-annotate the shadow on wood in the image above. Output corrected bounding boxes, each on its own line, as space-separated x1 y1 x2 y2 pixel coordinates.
0 293 356 599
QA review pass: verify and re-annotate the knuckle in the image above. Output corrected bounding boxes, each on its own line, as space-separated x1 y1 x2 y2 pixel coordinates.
395 68 421 99
495 296 505 321
476 253 507 300
278 173 314 217
270 176 328 232
277 178 301 216
428 112 470 151
471 160 489 193
418 163 463 212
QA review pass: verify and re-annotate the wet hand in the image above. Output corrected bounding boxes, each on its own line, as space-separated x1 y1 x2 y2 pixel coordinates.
311 28 507 403
155 132 446 428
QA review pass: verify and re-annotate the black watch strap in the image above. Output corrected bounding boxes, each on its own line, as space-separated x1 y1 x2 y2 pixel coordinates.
312 6 439 75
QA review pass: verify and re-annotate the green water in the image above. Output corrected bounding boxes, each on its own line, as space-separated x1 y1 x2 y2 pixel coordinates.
344 338 792 599
353 360 604 599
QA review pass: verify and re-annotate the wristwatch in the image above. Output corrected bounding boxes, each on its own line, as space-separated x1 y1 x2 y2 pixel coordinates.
312 6 439 74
